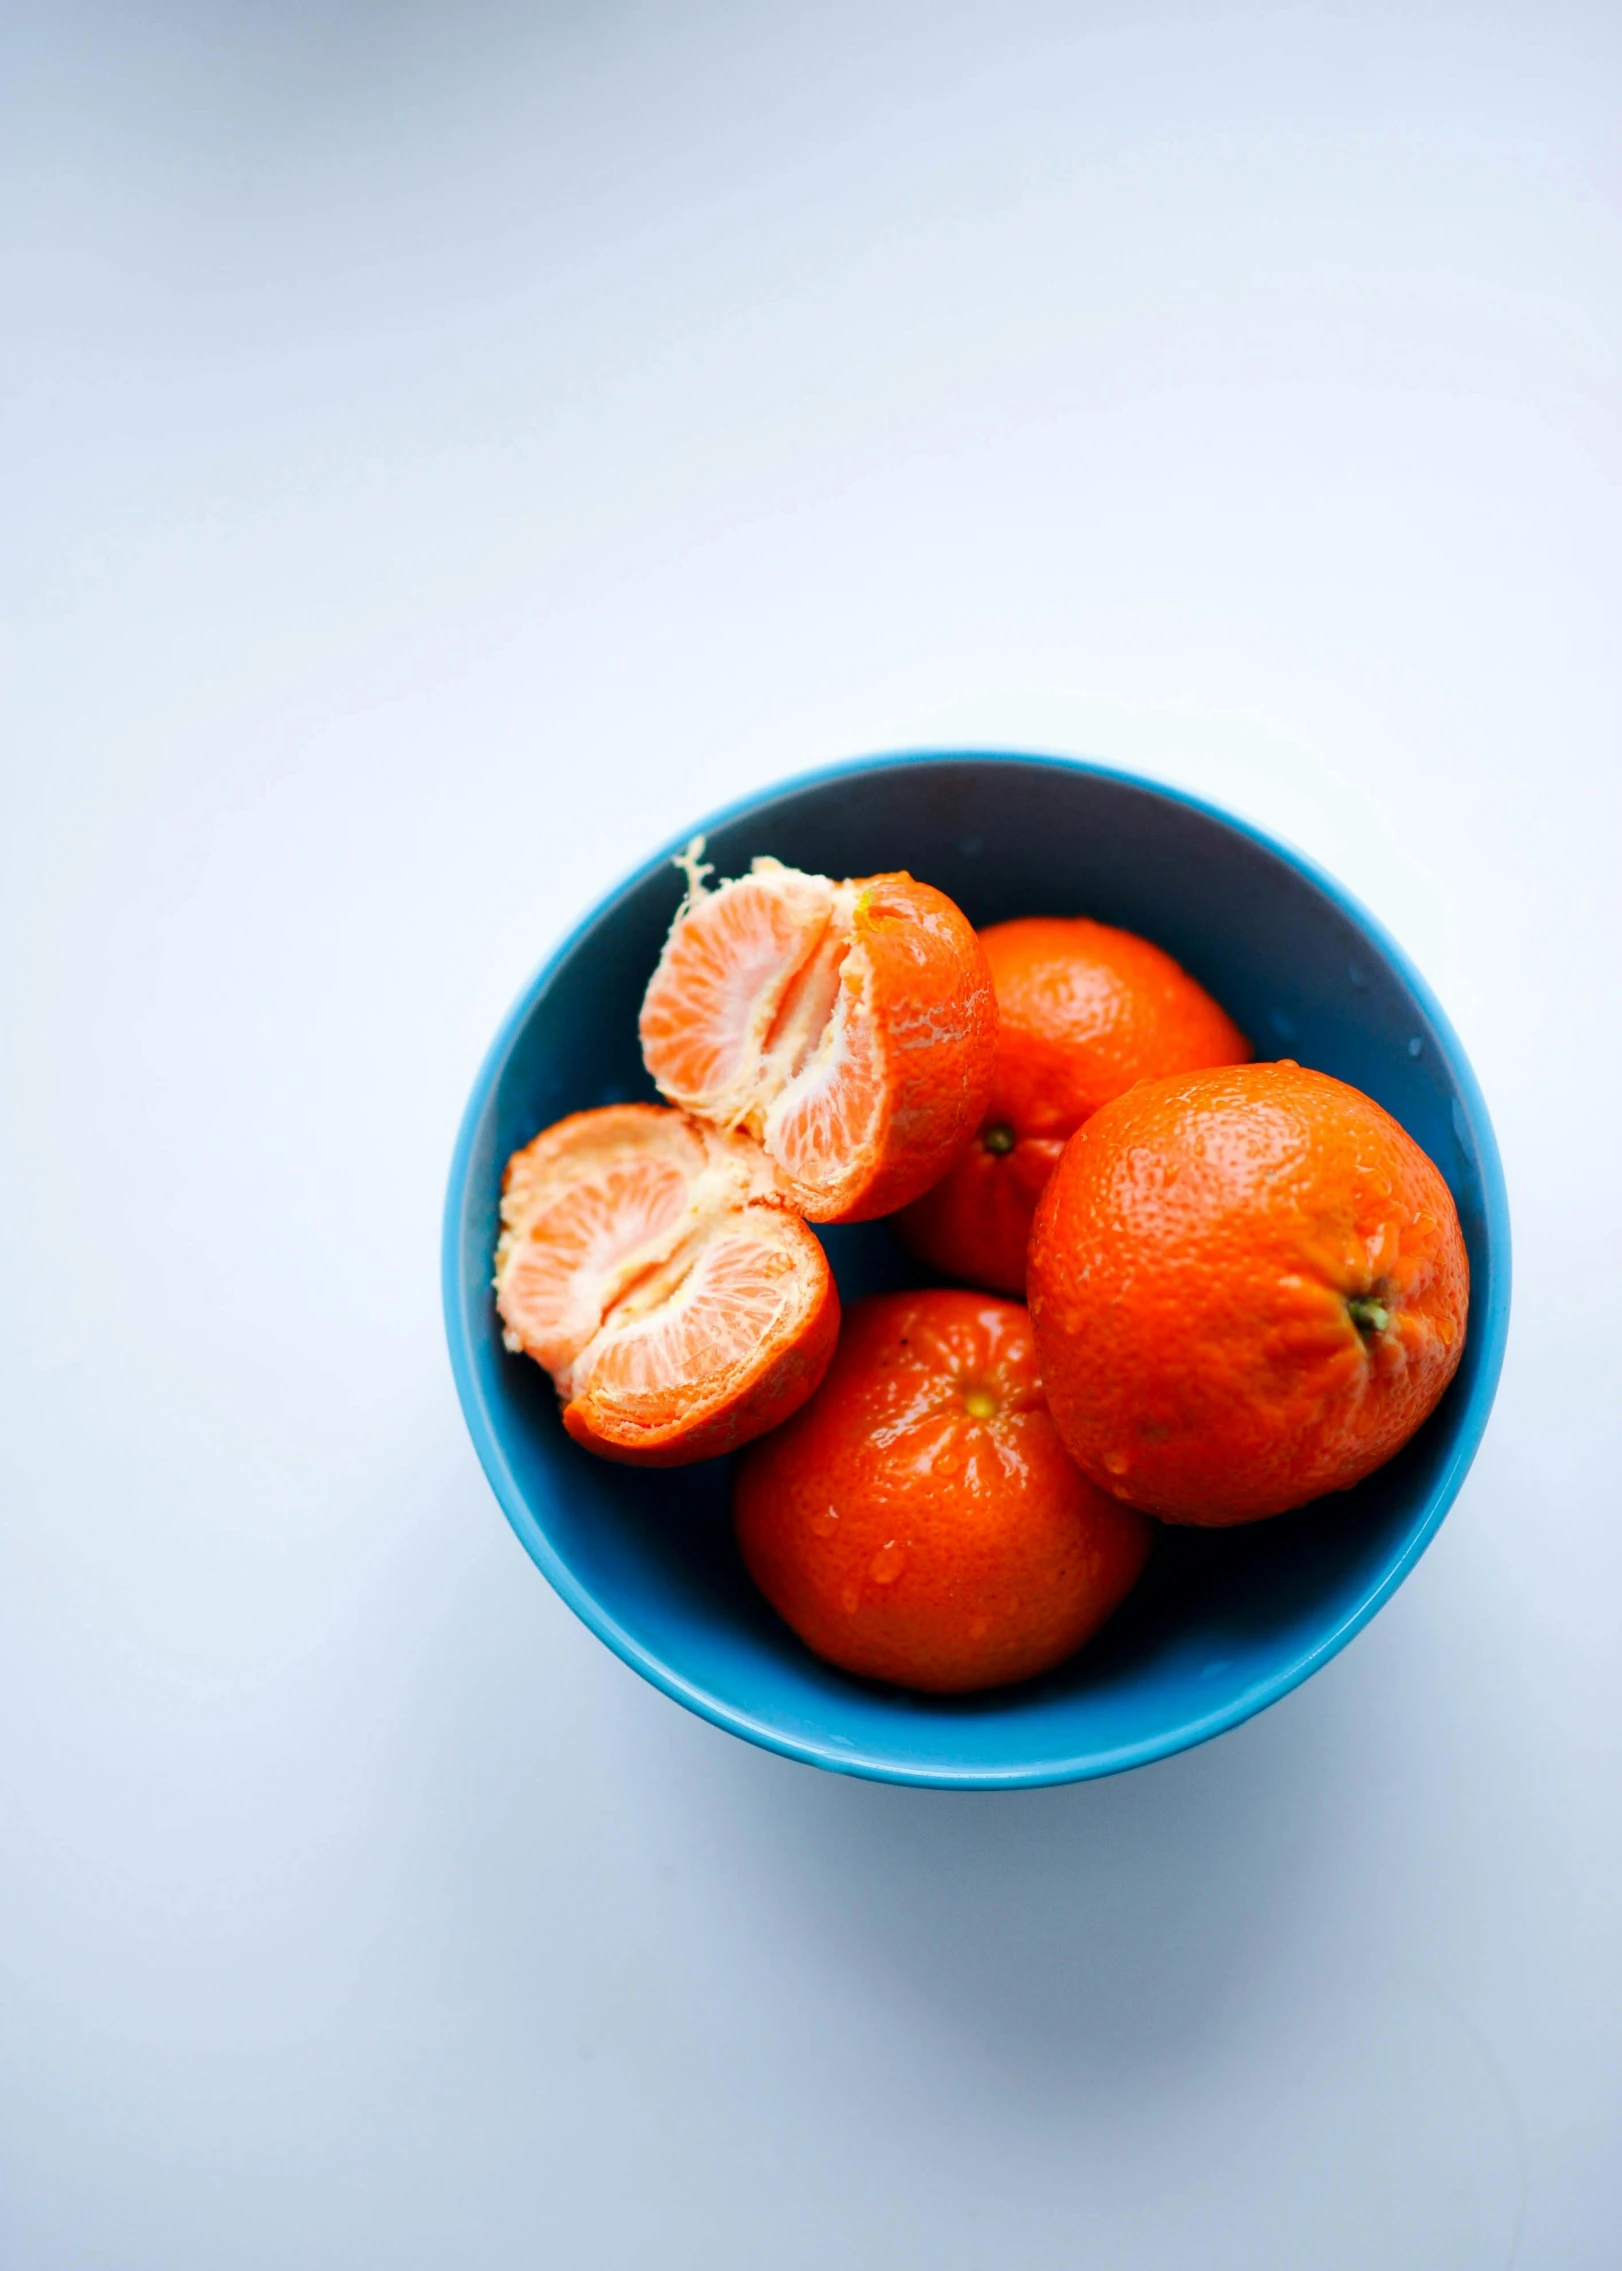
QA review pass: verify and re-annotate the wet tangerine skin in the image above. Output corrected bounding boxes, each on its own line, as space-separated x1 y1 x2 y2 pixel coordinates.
1028 1062 1470 1525
899 915 1249 1294
733 1290 1151 1693
828 875 1000 1223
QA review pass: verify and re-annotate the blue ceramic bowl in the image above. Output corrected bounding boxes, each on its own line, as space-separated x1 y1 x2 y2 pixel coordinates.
444 752 1510 1787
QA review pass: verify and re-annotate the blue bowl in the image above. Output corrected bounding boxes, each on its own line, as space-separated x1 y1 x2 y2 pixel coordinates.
444 752 1510 1788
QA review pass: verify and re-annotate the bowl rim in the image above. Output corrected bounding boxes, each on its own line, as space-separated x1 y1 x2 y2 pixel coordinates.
442 747 1512 1789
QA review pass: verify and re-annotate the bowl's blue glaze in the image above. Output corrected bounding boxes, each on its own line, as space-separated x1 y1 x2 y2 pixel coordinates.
443 752 1510 1787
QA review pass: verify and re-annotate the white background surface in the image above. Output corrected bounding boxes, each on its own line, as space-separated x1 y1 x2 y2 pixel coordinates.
3 6 1619 2265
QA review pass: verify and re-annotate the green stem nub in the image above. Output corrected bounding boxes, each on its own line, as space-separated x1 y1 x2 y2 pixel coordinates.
1348 1296 1391 1335
982 1123 1016 1156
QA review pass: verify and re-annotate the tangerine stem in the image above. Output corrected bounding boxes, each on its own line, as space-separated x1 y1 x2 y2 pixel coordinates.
1348 1296 1391 1334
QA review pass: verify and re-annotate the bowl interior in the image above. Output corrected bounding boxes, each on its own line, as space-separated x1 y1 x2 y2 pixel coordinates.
446 754 1508 1786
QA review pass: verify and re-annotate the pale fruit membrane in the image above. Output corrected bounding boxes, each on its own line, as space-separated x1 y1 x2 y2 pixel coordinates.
494 1103 836 1461
636 856 844 1130
638 849 995 1222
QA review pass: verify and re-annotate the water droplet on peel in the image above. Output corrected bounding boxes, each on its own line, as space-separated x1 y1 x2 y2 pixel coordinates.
841 1584 861 1615
809 1505 840 1539
869 1541 907 1586
968 1615 989 1641
1104 1450 1130 1475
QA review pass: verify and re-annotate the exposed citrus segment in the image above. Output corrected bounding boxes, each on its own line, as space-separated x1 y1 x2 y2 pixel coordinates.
639 854 996 1223
495 1103 838 1466
497 1108 704 1385
899 914 1250 1292
636 864 837 1119
760 968 883 1200
1027 1063 1470 1525
581 1219 820 1401
734 1291 1152 1693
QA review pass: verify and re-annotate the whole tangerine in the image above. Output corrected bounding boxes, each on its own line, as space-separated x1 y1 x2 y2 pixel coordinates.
1028 1062 1469 1525
898 915 1249 1293
733 1289 1151 1693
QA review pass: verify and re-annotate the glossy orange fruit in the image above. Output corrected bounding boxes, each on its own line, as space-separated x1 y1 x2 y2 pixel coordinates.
734 1290 1151 1692
495 1104 838 1465
639 852 997 1224
1028 1063 1469 1525
899 915 1250 1293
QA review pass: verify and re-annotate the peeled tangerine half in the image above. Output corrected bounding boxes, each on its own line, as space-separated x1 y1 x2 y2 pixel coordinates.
495 1104 839 1465
638 853 998 1224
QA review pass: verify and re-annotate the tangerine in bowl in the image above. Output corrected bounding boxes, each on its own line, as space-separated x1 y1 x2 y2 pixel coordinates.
443 751 1510 1789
